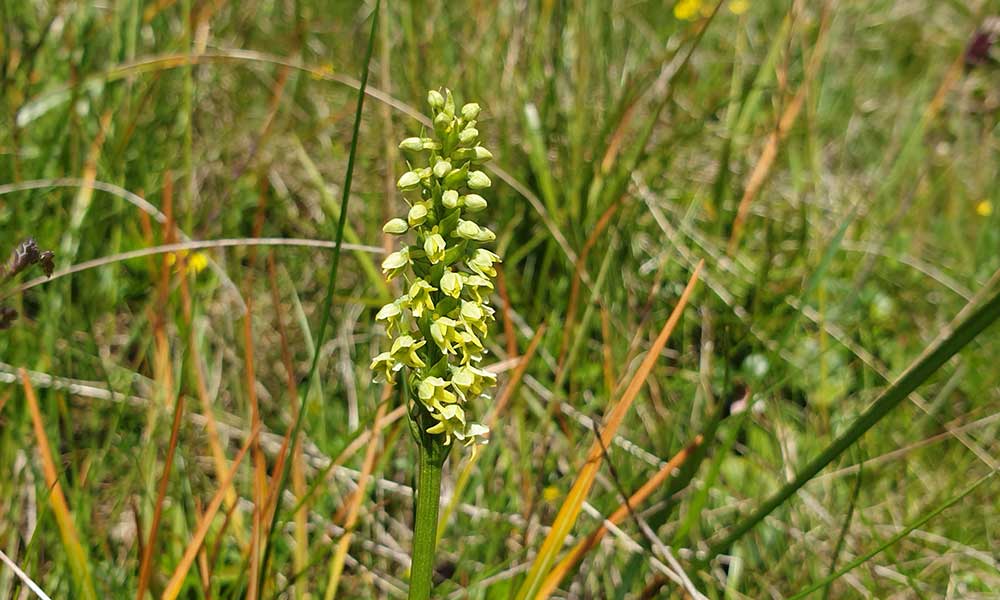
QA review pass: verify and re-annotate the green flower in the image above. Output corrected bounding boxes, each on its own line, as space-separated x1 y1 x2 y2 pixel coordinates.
472 146 493 163
440 270 463 298
461 103 481 121
463 194 487 212
430 316 462 354
423 232 447 264
375 298 405 335
372 88 500 450
459 128 478 145
390 335 427 368
427 89 445 110
464 274 494 302
370 352 397 382
456 330 484 364
454 422 490 447
433 159 452 179
450 364 496 400
418 376 459 412
468 248 500 277
455 219 481 240
460 300 488 336
381 247 411 280
408 203 429 227
408 279 436 318
397 171 421 190
399 137 424 152
425 407 469 446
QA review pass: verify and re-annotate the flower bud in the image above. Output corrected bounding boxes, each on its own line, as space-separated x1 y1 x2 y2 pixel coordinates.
442 189 460 209
461 102 481 121
399 137 424 152
397 171 421 191
433 159 452 179
422 138 442 151
382 218 408 234
463 194 487 212
408 203 429 226
428 89 445 110
472 146 493 162
467 170 491 190
433 111 451 135
455 219 481 240
458 128 478 145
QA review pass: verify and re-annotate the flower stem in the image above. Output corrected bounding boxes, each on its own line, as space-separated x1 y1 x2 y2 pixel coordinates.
409 445 444 599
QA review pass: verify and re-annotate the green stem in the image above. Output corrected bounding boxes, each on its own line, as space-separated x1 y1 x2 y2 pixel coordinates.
409 445 444 600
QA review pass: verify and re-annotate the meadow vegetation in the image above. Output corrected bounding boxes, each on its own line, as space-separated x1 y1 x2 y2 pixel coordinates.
1 1 998 598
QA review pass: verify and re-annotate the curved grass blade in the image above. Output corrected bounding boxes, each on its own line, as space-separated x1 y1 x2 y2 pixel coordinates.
20 370 98 600
256 1 381 592
514 262 702 600
709 284 1000 555
788 472 995 600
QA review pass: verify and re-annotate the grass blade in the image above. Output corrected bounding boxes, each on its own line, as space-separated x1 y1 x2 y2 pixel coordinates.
537 435 704 597
514 261 702 600
788 472 995 600
161 423 261 600
709 283 1000 555
0 548 52 600
19 369 98 600
257 0 381 588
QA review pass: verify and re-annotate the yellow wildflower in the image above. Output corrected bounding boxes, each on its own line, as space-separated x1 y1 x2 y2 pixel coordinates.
674 0 702 21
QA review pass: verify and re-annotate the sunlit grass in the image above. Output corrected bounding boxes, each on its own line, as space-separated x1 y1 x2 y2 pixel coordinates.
1 1 998 598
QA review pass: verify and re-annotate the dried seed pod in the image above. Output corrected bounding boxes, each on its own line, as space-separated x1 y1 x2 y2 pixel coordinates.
2 238 55 280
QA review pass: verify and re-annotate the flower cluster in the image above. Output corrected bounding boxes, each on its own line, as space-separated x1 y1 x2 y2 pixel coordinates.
371 89 500 448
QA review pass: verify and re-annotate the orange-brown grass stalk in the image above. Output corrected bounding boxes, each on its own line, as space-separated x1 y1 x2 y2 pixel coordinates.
515 261 703 600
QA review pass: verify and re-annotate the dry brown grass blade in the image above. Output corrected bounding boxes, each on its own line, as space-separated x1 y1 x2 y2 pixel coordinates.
537 435 704 596
243 186 269 600
135 392 185 600
516 261 703 600
556 195 624 373
489 325 547 427
265 252 308 591
177 236 247 545
727 3 832 254
161 422 260 600
136 174 181 600
20 369 98 600
324 396 390 600
495 265 519 359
